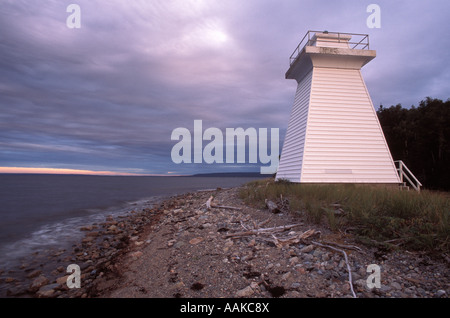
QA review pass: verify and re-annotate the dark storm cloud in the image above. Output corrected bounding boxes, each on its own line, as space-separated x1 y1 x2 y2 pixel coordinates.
0 0 449 174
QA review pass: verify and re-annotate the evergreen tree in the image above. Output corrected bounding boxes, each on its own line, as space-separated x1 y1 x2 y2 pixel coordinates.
377 97 450 190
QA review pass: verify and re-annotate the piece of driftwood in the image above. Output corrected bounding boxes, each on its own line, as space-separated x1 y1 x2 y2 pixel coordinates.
206 196 214 210
214 205 242 210
321 240 363 252
224 223 304 239
205 195 242 211
271 229 318 248
312 241 357 298
257 217 272 228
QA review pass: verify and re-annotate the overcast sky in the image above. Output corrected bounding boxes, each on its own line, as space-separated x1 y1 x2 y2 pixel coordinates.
1 0 449 175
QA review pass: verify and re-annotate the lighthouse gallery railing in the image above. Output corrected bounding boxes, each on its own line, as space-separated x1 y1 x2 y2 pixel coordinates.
289 31 370 66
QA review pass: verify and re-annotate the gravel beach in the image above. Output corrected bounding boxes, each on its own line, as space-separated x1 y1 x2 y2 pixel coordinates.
2 185 449 299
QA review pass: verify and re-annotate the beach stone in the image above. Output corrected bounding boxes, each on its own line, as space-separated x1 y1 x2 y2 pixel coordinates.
107 225 118 232
82 236 95 244
4 277 16 283
173 241 186 249
281 272 292 281
37 283 60 298
289 257 299 264
27 269 42 279
351 272 362 281
300 245 314 253
235 285 255 297
380 284 391 293
86 231 100 237
130 251 143 258
435 290 446 298
56 275 70 286
6 285 27 297
189 237 204 245
313 249 323 257
30 275 50 292
354 279 368 291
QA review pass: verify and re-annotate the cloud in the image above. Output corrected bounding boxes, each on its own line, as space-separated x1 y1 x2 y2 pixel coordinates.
0 0 449 175
0 166 153 176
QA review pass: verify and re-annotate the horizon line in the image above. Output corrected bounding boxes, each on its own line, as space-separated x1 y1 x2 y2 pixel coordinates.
0 167 187 177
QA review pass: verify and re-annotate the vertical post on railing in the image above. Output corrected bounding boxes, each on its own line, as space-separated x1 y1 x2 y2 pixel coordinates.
399 161 404 183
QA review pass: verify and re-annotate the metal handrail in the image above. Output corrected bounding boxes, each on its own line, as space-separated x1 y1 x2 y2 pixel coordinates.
289 30 370 65
395 160 422 192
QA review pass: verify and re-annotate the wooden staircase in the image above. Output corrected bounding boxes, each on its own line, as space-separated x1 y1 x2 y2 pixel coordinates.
395 160 422 192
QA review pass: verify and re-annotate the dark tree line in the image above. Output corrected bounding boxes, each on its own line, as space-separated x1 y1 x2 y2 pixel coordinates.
377 97 450 191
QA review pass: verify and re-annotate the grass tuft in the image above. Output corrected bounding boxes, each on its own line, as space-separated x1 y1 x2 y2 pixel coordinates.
239 179 450 252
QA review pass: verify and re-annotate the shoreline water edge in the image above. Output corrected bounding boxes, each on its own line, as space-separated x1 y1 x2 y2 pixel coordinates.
0 192 169 298
1 182 448 300
0 174 264 298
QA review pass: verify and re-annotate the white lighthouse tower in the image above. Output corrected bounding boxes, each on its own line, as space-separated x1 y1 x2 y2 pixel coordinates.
276 31 401 184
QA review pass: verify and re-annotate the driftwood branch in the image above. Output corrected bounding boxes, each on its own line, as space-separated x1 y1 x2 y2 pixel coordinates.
321 240 363 253
214 205 242 210
257 217 272 228
206 196 214 210
271 229 318 248
224 224 304 239
312 241 357 298
205 196 242 211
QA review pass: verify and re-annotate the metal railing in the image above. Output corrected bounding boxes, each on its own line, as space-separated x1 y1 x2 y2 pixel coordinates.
289 30 370 65
395 160 422 192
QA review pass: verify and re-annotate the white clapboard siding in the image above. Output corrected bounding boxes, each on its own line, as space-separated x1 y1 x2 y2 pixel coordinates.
276 70 313 182
300 67 399 183
276 32 400 184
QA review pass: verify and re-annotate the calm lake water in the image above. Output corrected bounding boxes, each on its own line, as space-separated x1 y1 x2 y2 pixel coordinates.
0 174 262 270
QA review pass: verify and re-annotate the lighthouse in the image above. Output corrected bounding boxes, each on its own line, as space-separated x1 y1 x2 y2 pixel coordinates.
276 31 401 184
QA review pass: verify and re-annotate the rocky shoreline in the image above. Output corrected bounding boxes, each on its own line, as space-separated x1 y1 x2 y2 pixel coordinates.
0 197 165 298
1 186 449 298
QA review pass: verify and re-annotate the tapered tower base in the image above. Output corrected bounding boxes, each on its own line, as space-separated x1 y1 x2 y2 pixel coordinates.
276 31 400 184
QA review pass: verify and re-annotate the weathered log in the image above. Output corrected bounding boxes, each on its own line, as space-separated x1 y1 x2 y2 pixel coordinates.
205 195 241 210
213 205 242 210
224 223 303 238
271 229 318 248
